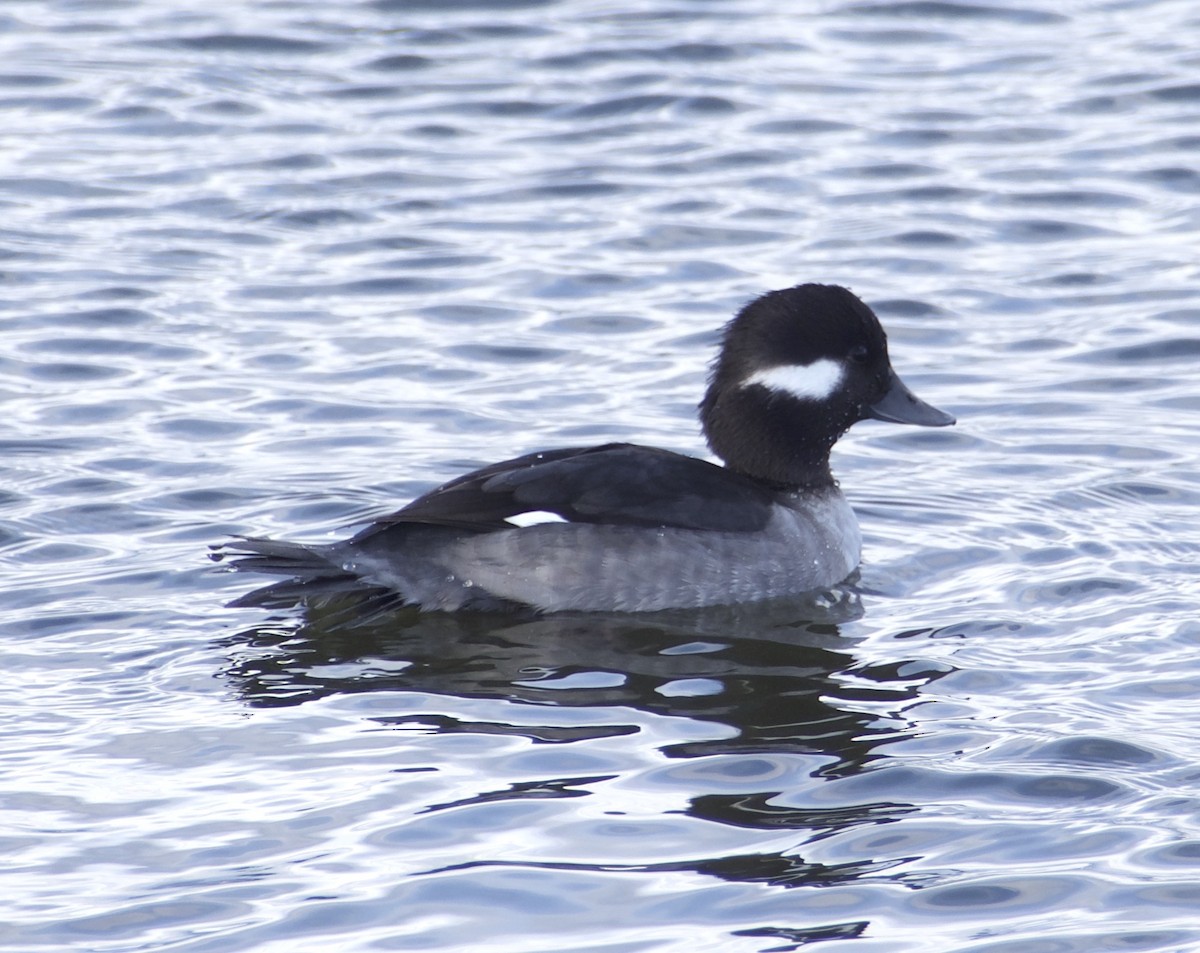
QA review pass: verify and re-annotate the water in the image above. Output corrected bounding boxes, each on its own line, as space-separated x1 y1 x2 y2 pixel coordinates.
3 0 1200 950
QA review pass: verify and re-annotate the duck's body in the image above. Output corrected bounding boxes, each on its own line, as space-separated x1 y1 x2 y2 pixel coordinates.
220 283 953 613
314 444 860 612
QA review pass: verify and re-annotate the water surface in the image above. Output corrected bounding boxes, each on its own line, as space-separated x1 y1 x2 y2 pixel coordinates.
3 1 1200 951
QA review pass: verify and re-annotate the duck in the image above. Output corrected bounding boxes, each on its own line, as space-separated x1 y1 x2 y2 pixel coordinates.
218 283 954 612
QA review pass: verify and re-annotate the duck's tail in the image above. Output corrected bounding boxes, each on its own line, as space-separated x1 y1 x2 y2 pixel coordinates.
213 535 338 575
212 536 365 606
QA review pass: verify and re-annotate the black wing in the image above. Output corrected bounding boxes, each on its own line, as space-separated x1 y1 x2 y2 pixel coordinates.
369 442 777 534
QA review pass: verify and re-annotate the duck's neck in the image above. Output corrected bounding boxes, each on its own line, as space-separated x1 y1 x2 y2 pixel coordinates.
701 391 844 491
729 459 837 494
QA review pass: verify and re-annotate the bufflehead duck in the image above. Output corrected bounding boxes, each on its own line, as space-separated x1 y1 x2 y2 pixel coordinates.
220 283 953 612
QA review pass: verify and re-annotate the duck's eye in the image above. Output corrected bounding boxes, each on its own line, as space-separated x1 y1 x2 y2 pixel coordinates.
849 345 870 365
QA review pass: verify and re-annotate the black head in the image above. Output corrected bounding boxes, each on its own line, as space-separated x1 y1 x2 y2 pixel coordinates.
699 283 954 488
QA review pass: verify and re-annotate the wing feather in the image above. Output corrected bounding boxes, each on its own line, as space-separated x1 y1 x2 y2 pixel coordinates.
371 443 775 534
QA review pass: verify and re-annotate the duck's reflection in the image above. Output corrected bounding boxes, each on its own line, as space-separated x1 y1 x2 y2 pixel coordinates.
219 587 951 892
222 586 946 773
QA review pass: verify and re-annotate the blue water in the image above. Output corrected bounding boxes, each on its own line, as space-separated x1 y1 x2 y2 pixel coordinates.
3 0 1200 950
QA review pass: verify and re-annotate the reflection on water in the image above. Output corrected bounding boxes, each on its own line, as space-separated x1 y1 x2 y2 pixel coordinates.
220 590 949 892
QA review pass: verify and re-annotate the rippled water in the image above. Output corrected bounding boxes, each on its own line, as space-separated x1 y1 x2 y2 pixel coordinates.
3 0 1200 950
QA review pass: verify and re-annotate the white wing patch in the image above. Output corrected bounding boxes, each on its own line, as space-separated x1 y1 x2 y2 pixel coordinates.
742 359 844 401
506 510 569 528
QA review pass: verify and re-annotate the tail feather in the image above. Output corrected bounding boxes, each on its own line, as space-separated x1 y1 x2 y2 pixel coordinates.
212 535 346 579
213 535 386 610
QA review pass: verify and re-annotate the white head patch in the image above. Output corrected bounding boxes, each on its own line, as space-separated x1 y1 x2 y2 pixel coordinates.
742 359 844 401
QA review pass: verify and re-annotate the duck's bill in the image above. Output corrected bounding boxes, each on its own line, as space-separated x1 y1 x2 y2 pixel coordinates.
868 370 955 427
